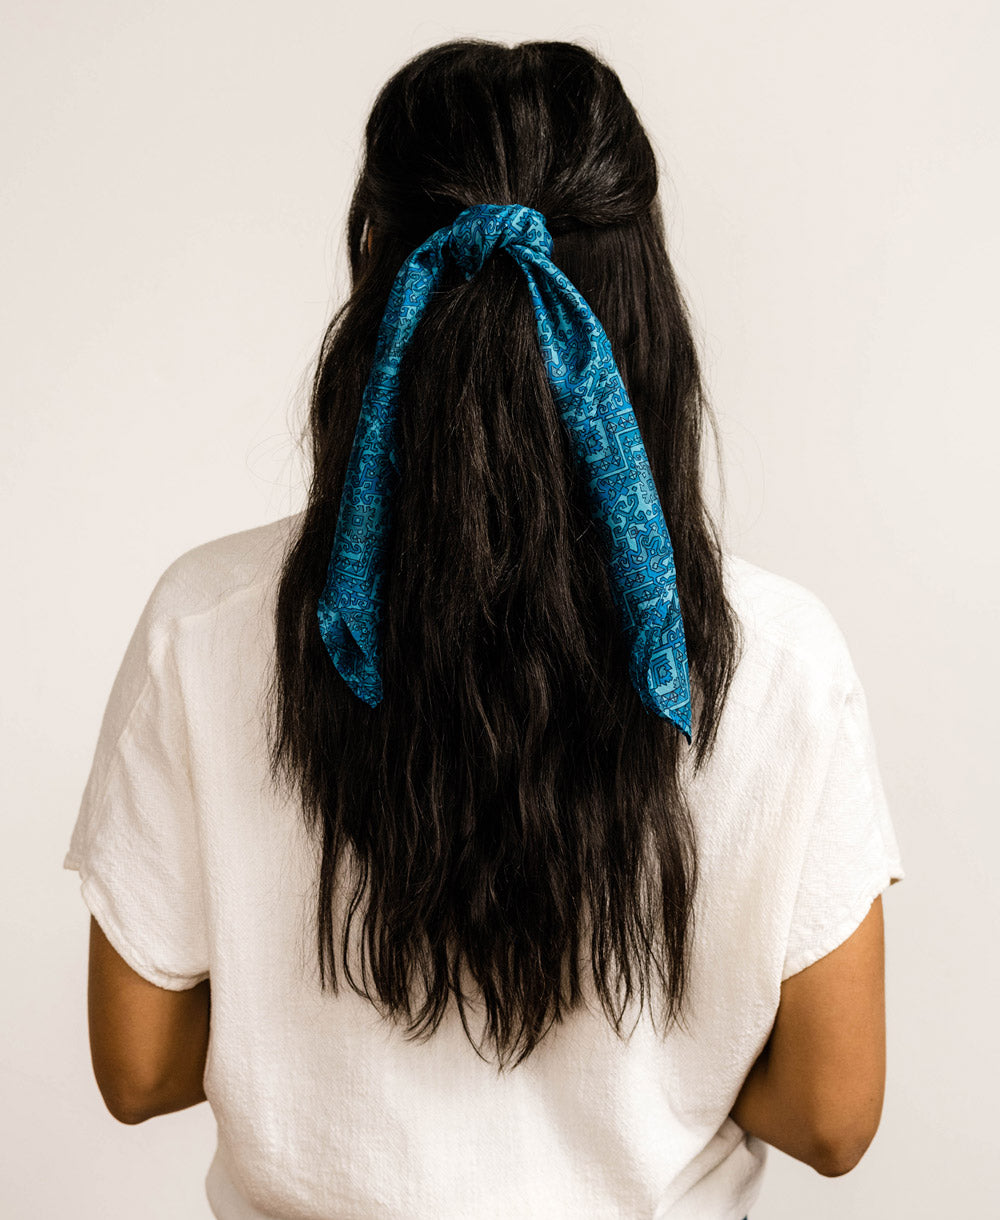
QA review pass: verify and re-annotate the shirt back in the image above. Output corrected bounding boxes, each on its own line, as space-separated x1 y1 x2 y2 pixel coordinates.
64 512 905 1220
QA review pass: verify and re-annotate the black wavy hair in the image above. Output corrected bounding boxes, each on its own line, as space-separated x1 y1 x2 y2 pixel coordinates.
265 37 744 1071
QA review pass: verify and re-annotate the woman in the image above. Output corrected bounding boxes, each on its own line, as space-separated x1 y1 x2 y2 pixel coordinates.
66 37 905 1220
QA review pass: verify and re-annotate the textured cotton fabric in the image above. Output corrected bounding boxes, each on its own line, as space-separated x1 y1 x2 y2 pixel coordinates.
63 512 905 1220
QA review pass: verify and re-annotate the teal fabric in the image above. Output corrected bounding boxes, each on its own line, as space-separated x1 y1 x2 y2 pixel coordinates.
318 203 692 742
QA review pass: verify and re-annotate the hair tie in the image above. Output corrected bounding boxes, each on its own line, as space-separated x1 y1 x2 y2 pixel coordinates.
317 203 692 743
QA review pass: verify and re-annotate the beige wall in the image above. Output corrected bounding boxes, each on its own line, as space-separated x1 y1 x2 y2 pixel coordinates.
4 1 995 1215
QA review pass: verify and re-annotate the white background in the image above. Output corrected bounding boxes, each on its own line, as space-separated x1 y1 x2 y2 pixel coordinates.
3 1 997 1215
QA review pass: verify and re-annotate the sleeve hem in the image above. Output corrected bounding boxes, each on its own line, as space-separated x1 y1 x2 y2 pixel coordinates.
75 868 210 992
781 861 905 983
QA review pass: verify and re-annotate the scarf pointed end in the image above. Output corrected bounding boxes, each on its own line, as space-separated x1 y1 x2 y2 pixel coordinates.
630 593 692 742
317 600 384 707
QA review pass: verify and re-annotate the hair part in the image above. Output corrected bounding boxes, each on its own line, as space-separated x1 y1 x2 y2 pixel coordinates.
265 37 744 1071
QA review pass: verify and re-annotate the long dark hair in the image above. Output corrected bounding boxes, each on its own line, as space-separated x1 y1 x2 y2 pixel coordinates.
265 38 744 1071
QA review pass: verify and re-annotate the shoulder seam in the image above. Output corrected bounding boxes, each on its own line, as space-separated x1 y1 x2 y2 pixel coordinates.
149 577 271 644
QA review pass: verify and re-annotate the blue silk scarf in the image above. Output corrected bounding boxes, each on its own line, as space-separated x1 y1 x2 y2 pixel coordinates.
317 203 692 743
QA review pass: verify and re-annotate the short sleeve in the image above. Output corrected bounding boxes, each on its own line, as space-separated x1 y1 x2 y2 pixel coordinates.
63 598 210 991
781 677 905 982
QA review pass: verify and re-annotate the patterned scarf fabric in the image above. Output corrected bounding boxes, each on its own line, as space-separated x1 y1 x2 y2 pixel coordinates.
317 203 692 742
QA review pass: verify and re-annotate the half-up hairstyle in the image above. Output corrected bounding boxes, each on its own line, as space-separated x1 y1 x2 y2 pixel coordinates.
265 37 744 1071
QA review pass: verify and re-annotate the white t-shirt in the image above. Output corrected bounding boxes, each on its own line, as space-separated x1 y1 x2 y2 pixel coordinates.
63 512 905 1220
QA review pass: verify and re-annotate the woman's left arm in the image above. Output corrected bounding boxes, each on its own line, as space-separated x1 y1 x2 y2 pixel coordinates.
88 915 211 1124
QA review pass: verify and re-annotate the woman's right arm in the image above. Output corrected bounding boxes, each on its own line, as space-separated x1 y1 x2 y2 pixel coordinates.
729 894 887 1177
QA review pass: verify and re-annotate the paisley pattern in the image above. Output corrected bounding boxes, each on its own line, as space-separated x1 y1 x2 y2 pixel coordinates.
317 203 692 743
